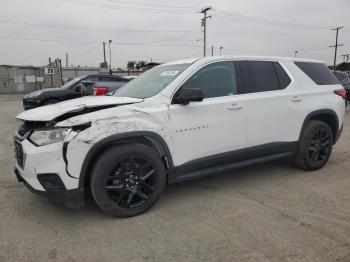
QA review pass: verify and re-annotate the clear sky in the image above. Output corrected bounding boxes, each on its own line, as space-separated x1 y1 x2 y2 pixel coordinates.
0 0 349 68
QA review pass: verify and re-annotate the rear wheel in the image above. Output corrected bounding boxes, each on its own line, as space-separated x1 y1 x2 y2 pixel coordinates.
294 120 333 170
90 144 166 217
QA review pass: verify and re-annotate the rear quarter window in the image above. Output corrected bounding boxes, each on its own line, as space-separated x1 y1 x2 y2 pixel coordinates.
294 62 338 85
273 62 291 89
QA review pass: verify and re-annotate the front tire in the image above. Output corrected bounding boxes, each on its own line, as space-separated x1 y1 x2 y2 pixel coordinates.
294 120 333 170
90 144 166 217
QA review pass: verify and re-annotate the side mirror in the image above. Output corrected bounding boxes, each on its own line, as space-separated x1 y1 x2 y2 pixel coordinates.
174 88 204 105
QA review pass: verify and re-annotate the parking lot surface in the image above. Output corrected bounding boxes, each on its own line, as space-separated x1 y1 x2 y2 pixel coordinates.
0 101 350 262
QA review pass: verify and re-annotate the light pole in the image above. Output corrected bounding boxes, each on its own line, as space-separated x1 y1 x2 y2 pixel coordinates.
220 46 223 55
108 40 112 75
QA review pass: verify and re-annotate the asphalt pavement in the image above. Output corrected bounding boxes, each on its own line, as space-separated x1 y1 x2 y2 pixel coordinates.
1 101 350 262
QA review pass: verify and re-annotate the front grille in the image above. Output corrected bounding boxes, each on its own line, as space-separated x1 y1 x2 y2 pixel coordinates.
14 140 24 169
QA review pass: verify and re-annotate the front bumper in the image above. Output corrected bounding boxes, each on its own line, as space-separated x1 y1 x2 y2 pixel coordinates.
14 167 84 208
14 135 87 208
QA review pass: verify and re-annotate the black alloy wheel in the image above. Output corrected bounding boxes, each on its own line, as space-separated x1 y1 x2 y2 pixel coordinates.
90 144 166 217
294 120 333 170
105 156 156 208
308 127 332 165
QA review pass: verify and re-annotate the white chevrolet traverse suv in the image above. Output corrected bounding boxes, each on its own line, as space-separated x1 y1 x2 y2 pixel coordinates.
14 56 346 217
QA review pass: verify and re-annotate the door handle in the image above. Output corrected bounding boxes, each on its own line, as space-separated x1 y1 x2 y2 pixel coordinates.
227 104 243 110
291 96 302 102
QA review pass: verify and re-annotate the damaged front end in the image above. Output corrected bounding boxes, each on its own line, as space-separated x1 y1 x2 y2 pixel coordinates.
14 119 92 208
13 95 169 209
14 96 144 208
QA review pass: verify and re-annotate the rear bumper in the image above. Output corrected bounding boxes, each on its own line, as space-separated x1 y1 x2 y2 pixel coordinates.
14 167 85 208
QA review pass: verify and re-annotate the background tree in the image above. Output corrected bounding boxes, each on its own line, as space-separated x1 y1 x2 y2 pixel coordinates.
336 62 350 71
127 61 136 70
136 61 147 69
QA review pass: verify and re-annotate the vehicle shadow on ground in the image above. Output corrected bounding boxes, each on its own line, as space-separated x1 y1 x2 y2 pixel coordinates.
27 158 301 220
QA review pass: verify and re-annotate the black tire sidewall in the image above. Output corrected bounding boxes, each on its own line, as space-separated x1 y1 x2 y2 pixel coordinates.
90 144 166 217
297 120 333 170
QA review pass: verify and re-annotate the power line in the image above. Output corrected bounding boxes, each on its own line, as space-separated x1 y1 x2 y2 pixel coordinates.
0 19 197 33
62 0 197 13
144 32 201 44
0 36 97 44
222 46 331 54
212 9 347 30
0 35 200 47
70 44 101 58
103 0 198 10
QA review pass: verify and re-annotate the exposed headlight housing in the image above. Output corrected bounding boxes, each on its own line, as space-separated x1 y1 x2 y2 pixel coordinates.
29 128 70 146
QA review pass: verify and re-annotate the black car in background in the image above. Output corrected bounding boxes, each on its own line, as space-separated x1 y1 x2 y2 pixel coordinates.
81 80 131 96
332 70 350 101
22 74 129 110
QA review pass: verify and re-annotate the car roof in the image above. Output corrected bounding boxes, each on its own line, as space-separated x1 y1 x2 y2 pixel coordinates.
162 55 323 66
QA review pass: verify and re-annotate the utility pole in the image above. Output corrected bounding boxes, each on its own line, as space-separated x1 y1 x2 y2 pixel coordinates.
65 52 69 67
341 54 350 63
48 57 53 89
341 54 347 63
330 26 343 68
211 45 214 56
201 7 212 57
59 59 63 85
102 42 107 68
108 40 112 75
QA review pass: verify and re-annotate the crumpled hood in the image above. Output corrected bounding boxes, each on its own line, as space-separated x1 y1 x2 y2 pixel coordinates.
16 96 143 121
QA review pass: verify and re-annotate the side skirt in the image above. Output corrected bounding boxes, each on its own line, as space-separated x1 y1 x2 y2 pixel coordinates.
168 142 298 184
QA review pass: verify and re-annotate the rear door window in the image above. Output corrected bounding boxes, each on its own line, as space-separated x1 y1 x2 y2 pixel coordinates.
236 61 282 94
294 62 338 85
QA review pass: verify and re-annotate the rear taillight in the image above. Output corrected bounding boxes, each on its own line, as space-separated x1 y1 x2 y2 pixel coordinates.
334 88 347 99
94 87 108 96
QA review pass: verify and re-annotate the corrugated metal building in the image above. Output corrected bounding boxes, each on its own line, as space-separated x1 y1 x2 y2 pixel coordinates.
0 63 62 94
0 64 141 94
0 65 43 94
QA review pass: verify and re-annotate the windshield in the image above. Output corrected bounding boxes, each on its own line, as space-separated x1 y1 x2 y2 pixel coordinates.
61 75 85 89
114 64 191 98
